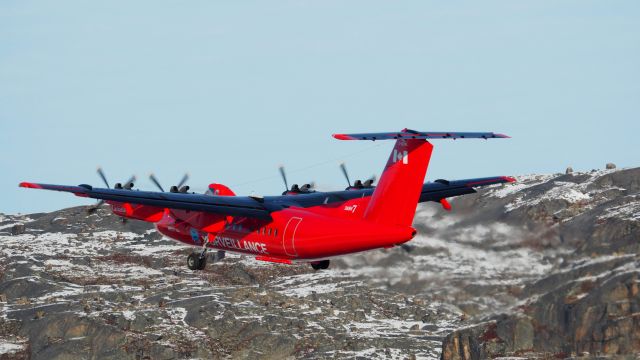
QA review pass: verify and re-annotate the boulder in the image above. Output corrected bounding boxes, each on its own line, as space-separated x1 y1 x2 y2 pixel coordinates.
10 224 25 236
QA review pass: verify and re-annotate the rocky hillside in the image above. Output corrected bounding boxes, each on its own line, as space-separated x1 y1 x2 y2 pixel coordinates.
1 167 639 359
439 167 640 359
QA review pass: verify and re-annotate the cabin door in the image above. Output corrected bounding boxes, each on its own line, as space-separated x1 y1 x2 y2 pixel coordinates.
282 217 302 256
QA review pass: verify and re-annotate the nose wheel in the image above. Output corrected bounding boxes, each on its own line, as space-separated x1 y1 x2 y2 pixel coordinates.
187 252 207 270
311 260 330 270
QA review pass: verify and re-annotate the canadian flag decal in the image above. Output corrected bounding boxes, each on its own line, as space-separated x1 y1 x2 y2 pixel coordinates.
393 149 409 164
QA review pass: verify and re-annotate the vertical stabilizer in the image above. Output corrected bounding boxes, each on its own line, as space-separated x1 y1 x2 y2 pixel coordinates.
363 138 433 227
332 128 509 227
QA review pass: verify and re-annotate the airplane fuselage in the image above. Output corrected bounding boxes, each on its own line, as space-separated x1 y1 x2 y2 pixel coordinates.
151 198 416 263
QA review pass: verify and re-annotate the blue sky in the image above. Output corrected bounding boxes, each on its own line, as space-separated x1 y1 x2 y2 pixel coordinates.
1 1 639 214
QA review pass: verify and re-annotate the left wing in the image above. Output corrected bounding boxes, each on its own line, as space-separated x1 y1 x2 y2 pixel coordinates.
19 182 273 219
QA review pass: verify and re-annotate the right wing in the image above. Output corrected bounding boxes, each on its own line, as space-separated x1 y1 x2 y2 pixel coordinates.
419 176 515 203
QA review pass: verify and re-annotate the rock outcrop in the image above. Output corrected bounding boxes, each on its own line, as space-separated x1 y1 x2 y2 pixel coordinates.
441 167 640 359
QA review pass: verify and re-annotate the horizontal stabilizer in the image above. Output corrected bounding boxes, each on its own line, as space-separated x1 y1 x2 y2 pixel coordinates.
333 128 509 141
419 176 516 203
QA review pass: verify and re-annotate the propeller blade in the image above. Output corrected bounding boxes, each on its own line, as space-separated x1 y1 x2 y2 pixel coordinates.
97 167 110 188
124 175 136 189
149 173 165 192
339 163 351 187
87 200 105 214
278 166 289 191
177 173 189 188
366 174 376 184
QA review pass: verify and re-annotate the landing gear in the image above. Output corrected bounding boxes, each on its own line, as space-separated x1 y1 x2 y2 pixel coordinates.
187 250 225 271
311 260 330 270
187 252 207 270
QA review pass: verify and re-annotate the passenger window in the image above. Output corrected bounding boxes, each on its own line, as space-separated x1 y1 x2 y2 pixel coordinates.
273 229 278 236
267 228 271 236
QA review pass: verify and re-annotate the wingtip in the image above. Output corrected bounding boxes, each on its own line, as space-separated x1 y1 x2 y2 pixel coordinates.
333 134 352 140
19 182 42 189
502 176 517 183
494 133 511 138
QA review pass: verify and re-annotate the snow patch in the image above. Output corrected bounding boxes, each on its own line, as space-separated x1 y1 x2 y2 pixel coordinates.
0 341 25 355
598 198 640 221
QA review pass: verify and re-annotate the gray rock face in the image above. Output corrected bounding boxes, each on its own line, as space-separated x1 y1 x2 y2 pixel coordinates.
9 225 24 236
440 167 640 359
1 167 639 359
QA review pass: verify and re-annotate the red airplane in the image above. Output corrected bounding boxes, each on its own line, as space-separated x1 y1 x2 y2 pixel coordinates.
20 129 514 271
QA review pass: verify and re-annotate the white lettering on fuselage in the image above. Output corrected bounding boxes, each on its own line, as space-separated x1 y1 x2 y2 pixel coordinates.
344 204 358 213
212 236 268 255
112 205 126 214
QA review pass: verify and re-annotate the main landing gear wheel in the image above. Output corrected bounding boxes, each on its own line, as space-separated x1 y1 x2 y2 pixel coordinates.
187 252 207 271
311 260 330 270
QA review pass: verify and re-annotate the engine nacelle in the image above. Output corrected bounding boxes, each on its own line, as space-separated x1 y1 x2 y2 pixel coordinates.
206 183 235 196
110 202 165 222
168 183 236 232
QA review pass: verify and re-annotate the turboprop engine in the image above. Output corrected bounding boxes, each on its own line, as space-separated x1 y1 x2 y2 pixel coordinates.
169 183 236 233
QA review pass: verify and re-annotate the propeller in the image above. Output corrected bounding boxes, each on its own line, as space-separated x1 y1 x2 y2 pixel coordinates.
87 168 136 214
300 182 316 192
149 172 190 193
340 163 376 189
279 165 315 194
97 167 110 189
149 173 165 192
363 174 376 187
339 163 351 188
114 175 136 190
278 166 289 193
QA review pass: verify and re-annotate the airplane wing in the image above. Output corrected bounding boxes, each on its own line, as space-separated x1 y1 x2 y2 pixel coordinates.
19 182 273 220
263 176 516 208
419 176 515 203
20 175 514 218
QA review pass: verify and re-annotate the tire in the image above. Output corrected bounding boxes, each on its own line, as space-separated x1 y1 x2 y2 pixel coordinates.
187 253 200 270
197 255 207 270
311 260 330 270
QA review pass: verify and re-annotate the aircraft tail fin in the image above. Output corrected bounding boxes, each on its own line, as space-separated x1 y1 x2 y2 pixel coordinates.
333 128 508 227
363 137 433 227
